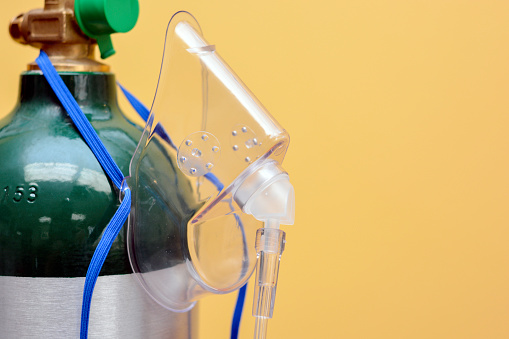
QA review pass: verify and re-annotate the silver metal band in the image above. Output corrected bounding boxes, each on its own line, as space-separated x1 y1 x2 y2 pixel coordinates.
0 274 197 338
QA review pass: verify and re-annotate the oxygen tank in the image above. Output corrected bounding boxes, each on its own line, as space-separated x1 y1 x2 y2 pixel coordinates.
0 1 197 337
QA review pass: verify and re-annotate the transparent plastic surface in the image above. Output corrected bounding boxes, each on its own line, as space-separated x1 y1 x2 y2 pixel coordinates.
126 11 291 311
252 227 286 339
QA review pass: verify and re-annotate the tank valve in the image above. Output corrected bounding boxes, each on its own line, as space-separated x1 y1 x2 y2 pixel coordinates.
8 0 138 71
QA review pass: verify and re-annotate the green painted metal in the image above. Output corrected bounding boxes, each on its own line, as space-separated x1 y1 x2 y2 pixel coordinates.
0 72 195 277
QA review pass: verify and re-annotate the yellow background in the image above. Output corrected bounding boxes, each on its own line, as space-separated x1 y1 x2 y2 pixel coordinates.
2 1 509 338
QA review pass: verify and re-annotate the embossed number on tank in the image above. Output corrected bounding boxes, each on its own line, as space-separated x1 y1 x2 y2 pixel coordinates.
1 184 39 203
13 186 24 202
2 186 8 203
28 185 38 203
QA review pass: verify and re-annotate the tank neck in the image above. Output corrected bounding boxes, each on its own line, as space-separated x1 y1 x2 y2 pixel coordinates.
18 72 120 110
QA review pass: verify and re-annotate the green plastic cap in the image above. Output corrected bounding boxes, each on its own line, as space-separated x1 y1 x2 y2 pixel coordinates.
74 0 139 59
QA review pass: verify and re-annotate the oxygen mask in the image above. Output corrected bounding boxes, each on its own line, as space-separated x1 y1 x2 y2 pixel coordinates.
125 11 294 338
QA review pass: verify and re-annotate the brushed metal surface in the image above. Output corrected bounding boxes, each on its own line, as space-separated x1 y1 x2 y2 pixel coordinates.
0 274 197 338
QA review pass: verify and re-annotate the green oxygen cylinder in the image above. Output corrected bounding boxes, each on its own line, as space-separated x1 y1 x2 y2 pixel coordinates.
0 1 198 337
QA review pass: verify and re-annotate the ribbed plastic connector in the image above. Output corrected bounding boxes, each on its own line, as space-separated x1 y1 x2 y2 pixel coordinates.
253 227 286 339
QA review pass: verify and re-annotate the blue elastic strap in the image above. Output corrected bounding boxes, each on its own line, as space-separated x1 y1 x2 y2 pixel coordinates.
36 52 124 189
35 51 131 339
118 84 248 339
204 172 225 191
231 284 247 339
117 82 177 149
36 50 246 338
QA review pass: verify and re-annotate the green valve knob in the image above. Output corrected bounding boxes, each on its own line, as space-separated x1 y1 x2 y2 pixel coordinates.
74 0 139 59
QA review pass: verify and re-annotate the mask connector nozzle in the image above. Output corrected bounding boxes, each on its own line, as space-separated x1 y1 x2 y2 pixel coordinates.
234 161 295 225
253 226 285 339
233 160 294 339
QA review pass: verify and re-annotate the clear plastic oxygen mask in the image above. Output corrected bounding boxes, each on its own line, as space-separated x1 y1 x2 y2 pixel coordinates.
125 11 294 339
